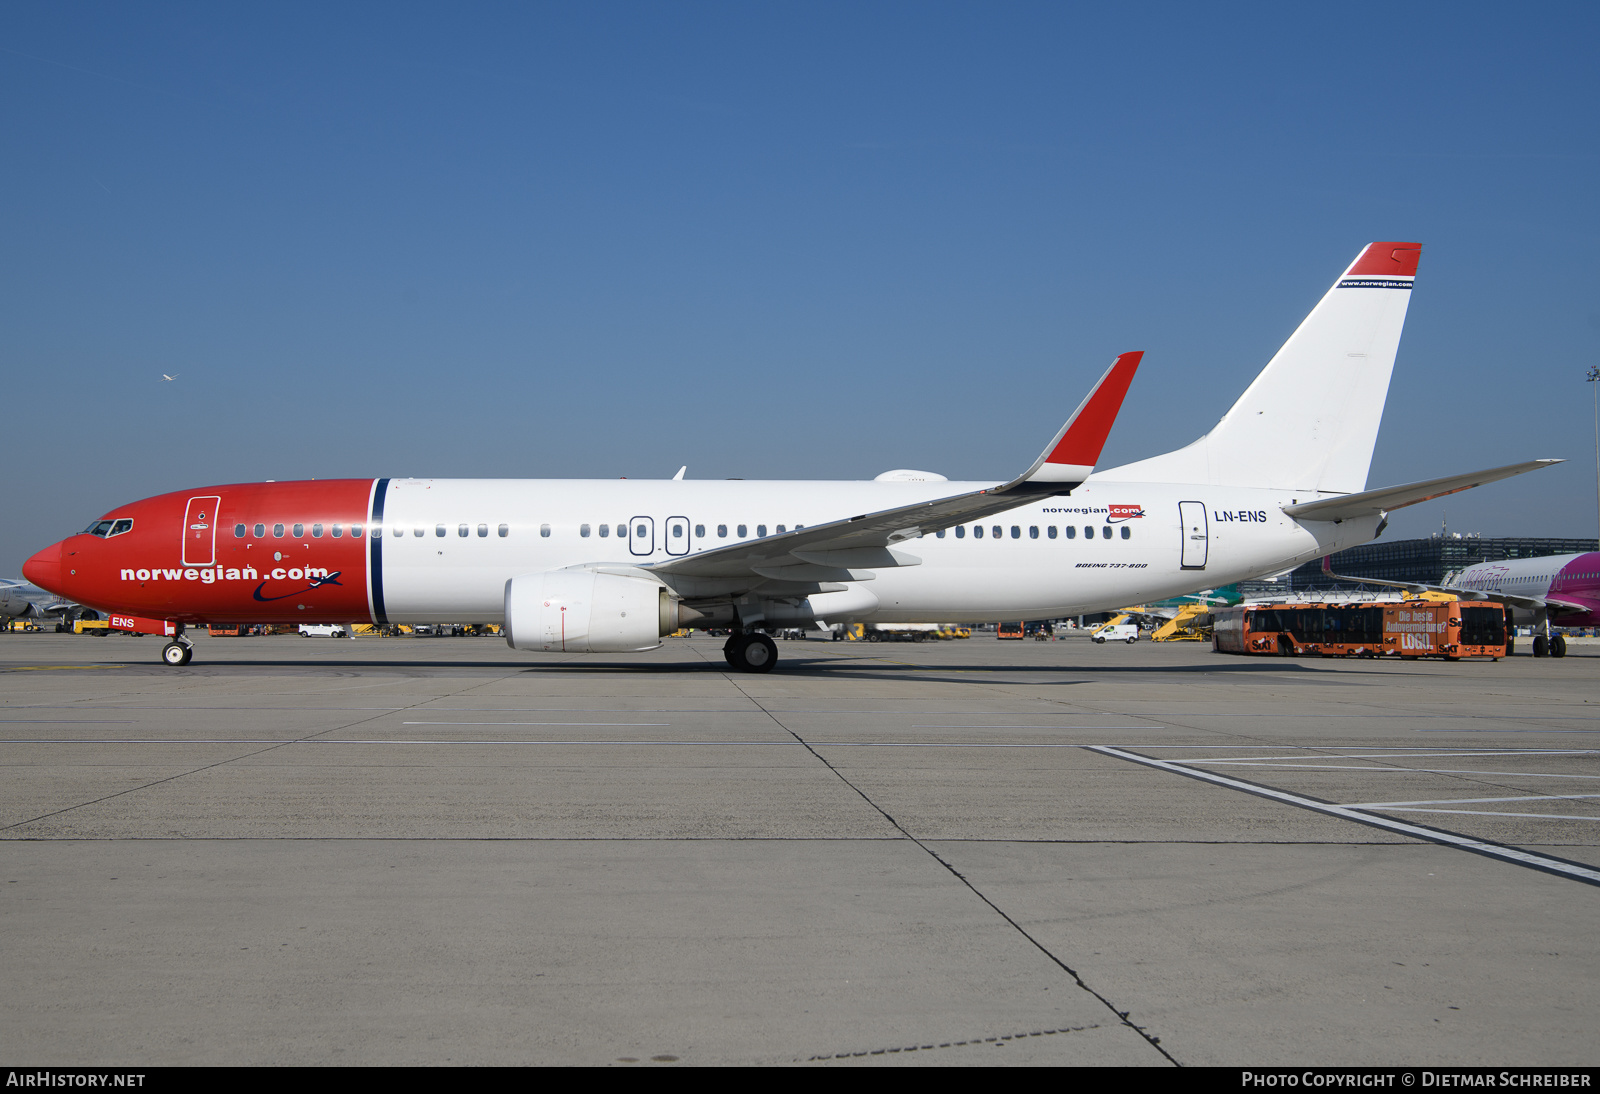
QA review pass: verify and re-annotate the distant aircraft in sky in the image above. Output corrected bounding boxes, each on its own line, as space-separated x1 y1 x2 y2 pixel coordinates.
161 374 178 382
25 242 1561 670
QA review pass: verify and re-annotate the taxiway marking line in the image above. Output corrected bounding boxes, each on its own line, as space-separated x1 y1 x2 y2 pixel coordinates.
1346 794 1600 808
1086 745 1600 887
1367 808 1600 822
1180 761 1600 779
1176 750 1600 763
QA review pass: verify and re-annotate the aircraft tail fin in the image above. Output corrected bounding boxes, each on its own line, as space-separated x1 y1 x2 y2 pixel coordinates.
1095 242 1420 494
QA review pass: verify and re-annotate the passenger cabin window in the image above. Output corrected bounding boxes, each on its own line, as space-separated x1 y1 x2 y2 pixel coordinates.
541 524 551 537
458 524 468 537
1065 526 1076 539
436 524 446 537
695 524 705 537
498 524 508 537
1047 526 1057 539
757 525 767 537
973 526 983 538
936 530 945 538
273 524 285 538
332 524 344 538
1121 526 1131 540
775 525 785 534
293 524 305 538
955 526 965 538
737 525 747 537
991 526 1001 539
598 524 609 537
717 525 727 538
477 524 487 537
351 525 363 538
235 524 247 538
1083 525 1094 538
415 526 426 538
1029 526 1038 539
580 524 591 537
312 524 324 538
1101 526 1112 540
1011 526 1021 539
635 524 647 539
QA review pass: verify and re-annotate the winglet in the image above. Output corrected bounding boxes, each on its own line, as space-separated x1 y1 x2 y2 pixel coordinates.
1020 351 1142 485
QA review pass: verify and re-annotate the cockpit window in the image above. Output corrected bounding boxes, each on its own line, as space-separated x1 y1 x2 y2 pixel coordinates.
82 519 132 538
110 520 133 537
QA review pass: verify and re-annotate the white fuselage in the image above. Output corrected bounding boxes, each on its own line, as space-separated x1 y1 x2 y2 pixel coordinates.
373 475 1378 624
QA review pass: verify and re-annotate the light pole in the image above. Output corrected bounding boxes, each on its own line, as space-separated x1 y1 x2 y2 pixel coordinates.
1591 365 1600 544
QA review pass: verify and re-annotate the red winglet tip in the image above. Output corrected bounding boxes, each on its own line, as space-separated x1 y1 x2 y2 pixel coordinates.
1045 351 1142 467
1346 242 1421 278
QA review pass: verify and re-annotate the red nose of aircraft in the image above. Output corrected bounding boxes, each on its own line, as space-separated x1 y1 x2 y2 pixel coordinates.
23 541 63 595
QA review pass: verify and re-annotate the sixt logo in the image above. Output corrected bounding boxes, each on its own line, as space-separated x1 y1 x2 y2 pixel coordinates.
1107 505 1145 523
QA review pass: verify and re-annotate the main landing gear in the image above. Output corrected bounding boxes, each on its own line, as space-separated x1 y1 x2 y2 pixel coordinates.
161 624 193 667
723 631 778 673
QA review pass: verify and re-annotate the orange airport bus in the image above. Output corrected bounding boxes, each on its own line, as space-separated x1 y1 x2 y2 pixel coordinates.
1212 601 1510 660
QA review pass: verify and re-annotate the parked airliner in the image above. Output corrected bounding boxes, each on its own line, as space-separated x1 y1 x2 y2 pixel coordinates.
22 242 1560 671
1327 551 1600 657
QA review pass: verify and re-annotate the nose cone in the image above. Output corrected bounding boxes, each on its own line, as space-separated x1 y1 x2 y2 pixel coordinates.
22 542 63 595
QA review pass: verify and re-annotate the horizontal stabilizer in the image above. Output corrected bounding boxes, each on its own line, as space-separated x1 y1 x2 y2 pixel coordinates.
1283 460 1562 523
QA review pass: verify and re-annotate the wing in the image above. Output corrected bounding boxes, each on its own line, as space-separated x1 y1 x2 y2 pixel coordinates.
1283 460 1561 523
650 351 1142 586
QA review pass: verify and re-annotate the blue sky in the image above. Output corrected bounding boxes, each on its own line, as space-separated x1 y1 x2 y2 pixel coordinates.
4 2 1598 571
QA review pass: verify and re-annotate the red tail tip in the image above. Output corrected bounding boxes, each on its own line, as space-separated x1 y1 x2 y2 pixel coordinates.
1347 242 1421 278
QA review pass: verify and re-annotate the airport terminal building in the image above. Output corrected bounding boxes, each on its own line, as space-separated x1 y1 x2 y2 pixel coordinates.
1240 534 1599 597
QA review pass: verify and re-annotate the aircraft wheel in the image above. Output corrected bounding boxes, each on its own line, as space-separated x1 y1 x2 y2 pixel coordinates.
727 633 778 673
1552 635 1567 658
161 642 192 667
1533 636 1548 658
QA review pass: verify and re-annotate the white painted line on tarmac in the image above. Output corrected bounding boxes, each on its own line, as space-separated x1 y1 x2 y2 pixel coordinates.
1086 745 1600 888
401 721 670 726
1175 749 1600 763
1369 809 1600 822
1181 761 1600 779
1346 794 1600 808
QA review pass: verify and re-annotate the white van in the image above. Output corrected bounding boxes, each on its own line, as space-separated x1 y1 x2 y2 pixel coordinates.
1092 624 1139 644
297 624 348 638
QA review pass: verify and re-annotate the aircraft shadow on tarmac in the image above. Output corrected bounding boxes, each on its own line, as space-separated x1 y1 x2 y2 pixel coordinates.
1 655 1336 677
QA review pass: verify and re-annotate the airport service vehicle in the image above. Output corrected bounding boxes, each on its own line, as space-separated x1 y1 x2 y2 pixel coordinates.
1212 601 1510 659
1324 552 1600 657
996 621 1025 640
298 624 348 638
22 243 1561 672
1093 624 1139 644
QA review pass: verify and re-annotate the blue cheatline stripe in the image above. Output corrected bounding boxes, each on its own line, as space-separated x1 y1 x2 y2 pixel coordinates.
369 478 390 624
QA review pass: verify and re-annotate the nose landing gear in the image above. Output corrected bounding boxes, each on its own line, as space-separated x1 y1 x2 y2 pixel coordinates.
160 624 193 666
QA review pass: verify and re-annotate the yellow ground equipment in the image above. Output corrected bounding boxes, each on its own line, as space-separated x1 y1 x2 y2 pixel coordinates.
1151 604 1214 642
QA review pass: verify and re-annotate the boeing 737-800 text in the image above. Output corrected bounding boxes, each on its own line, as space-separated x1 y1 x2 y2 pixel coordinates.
22 243 1559 670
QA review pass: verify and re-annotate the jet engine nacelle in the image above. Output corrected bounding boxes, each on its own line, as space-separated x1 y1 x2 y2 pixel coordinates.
503 569 677 653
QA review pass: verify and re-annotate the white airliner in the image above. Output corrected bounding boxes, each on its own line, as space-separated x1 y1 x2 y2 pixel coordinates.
23 242 1560 670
